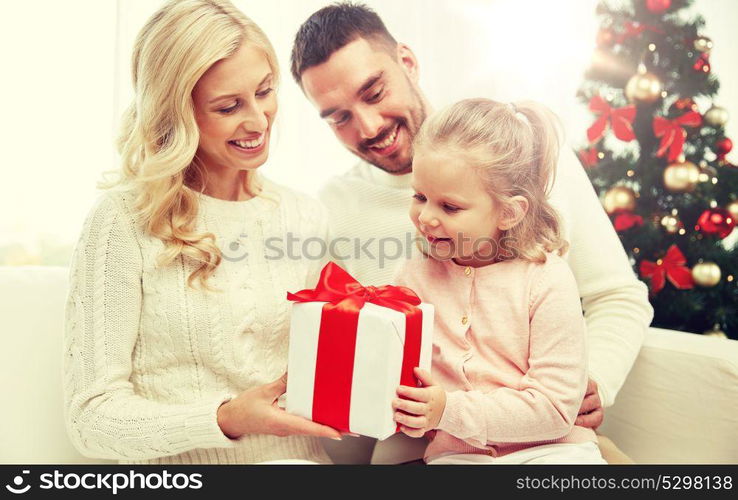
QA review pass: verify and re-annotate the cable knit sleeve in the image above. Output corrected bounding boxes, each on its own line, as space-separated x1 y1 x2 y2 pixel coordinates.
555 148 654 407
436 257 588 446
63 192 236 461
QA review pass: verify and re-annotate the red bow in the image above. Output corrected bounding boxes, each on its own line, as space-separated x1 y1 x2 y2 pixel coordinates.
639 245 694 294
287 262 423 432
653 111 703 162
587 96 637 143
613 212 643 232
615 22 665 44
287 261 421 313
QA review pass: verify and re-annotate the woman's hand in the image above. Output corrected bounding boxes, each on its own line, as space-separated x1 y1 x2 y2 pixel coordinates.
393 367 446 438
217 373 342 440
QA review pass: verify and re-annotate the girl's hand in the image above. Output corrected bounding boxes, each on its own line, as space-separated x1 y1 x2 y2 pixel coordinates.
217 372 342 440
393 367 446 438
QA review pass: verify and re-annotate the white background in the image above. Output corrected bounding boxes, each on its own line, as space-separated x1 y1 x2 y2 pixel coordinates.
1 0 736 264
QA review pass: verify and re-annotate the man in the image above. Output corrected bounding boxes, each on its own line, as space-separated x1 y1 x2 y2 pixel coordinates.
291 3 653 464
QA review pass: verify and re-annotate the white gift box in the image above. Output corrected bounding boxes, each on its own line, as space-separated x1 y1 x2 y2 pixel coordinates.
285 301 434 440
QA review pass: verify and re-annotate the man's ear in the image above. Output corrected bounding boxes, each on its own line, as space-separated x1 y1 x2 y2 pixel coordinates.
498 196 530 231
396 43 420 82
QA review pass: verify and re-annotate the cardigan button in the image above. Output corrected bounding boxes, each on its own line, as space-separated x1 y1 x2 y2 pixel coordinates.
464 266 472 276
461 315 468 326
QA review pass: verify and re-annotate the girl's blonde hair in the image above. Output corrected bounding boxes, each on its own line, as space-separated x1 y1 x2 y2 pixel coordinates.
104 0 279 289
414 98 568 263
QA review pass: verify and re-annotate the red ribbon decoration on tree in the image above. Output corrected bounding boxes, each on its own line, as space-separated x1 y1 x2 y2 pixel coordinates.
639 244 694 294
587 96 637 143
613 212 644 232
653 111 703 162
615 21 665 44
287 262 423 433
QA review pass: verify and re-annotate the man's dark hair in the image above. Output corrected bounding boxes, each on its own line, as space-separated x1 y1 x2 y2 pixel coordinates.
290 2 397 85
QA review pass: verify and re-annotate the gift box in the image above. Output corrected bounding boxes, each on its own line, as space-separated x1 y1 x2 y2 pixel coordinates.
285 262 434 440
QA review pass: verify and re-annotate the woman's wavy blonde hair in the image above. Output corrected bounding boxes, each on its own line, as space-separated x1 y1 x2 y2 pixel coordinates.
413 98 568 263
103 0 279 289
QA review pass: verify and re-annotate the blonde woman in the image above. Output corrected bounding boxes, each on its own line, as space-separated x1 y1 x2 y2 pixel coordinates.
63 0 340 464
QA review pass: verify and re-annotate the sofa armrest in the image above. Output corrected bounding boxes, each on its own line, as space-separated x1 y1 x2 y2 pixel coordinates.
600 327 738 464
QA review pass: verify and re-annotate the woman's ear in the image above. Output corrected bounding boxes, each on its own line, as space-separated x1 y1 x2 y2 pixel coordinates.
396 43 419 82
498 196 529 231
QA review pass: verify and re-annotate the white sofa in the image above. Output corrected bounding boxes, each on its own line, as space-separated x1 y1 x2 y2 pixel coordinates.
1 266 737 464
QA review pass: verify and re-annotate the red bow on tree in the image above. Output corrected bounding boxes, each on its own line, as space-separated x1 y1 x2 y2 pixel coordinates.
613 212 644 232
587 96 637 143
639 244 694 294
653 111 703 162
615 21 665 44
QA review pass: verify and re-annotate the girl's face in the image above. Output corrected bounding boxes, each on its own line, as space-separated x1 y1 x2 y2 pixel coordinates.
410 149 506 267
192 43 277 175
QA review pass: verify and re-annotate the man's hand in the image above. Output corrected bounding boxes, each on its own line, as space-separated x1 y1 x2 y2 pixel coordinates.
575 378 604 429
217 372 342 440
393 367 446 438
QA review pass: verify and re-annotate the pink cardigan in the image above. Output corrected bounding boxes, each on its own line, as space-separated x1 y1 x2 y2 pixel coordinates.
394 252 596 461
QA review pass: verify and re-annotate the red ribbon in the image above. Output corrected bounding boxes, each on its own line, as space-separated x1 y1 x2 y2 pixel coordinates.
587 96 637 143
653 111 702 162
287 262 423 433
639 244 694 294
613 212 643 232
615 21 665 44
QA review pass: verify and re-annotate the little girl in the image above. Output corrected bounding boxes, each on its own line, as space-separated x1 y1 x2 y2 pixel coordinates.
391 98 607 464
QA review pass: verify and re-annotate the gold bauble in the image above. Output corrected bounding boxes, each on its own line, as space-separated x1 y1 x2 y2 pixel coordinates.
660 215 680 234
603 186 637 215
625 71 663 103
727 200 738 221
704 105 729 127
692 261 721 287
704 325 727 339
663 161 700 192
693 36 713 53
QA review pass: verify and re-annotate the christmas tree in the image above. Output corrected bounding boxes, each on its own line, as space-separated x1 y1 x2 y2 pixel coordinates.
577 0 738 339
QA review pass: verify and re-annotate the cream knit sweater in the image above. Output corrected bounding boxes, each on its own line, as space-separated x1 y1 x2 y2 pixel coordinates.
318 148 654 408
63 179 331 464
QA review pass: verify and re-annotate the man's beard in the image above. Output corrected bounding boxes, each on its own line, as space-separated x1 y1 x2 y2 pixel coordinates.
358 82 428 175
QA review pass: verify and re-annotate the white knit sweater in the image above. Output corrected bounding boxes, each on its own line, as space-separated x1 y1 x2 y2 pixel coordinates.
318 148 654 408
63 178 331 464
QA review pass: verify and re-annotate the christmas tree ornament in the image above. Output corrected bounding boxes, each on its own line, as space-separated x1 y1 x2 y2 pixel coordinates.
603 186 637 214
704 105 729 127
614 212 644 232
639 244 694 294
704 325 728 339
646 0 671 14
587 96 637 142
660 214 681 234
663 160 700 192
670 98 698 113
625 68 663 103
716 137 733 159
653 111 702 161
693 36 713 53
727 200 738 221
696 208 736 239
578 147 600 168
692 261 721 287
693 54 710 73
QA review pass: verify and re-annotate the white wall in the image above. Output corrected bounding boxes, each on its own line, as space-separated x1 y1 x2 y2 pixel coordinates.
1 0 737 263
